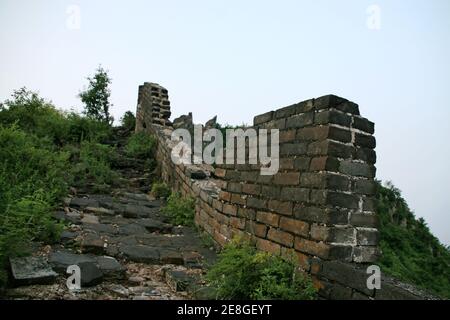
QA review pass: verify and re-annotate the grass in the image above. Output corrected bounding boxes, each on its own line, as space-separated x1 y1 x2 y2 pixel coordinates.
206 238 317 300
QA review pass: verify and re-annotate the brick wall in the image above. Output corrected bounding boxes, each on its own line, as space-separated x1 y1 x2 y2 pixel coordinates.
135 82 436 300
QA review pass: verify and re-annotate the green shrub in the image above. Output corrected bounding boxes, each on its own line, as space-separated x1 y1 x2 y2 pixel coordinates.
206 238 317 300
151 182 171 199
162 193 195 226
65 112 112 143
0 125 69 286
0 88 111 145
70 141 119 187
376 181 450 298
125 132 156 159
120 111 136 132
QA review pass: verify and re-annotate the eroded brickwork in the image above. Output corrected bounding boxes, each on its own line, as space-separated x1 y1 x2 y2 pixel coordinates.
135 82 435 300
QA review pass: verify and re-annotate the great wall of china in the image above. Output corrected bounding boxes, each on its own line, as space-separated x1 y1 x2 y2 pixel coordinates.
135 82 435 300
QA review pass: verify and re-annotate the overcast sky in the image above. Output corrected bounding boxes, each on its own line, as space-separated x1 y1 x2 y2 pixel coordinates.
1 0 449 244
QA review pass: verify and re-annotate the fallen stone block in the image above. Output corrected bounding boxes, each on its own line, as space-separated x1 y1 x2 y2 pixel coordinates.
9 256 58 286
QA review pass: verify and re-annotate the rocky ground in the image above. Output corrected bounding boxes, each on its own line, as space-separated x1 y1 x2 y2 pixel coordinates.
1 128 218 300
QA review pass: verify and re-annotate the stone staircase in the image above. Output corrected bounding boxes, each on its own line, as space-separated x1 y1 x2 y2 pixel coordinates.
2 127 217 300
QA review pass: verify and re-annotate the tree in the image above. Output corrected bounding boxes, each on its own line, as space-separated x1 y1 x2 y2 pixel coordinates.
79 66 113 124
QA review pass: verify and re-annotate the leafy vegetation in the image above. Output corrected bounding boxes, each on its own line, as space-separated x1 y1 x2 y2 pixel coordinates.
151 182 171 199
125 132 156 159
79 66 113 124
0 78 120 287
162 193 195 226
120 111 136 132
70 141 119 189
376 181 450 298
206 238 317 300
0 125 69 285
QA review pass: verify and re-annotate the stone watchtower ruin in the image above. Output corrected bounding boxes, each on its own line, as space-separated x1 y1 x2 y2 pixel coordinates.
135 82 432 300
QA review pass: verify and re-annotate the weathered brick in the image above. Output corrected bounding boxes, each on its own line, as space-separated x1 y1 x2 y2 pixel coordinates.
246 221 267 238
257 175 273 184
254 111 274 125
279 217 309 237
350 213 379 228
362 197 376 211
327 174 350 191
238 207 256 220
212 199 223 212
241 171 258 182
352 246 380 263
326 191 359 209
230 193 246 206
268 200 293 216
319 261 373 295
314 95 348 110
315 110 352 126
353 117 374 134
290 158 308 172
230 217 246 230
279 187 309 202
329 283 353 300
222 204 237 216
261 185 280 198
297 126 329 141
296 251 311 271
219 191 231 202
339 161 376 178
286 112 314 129
300 172 326 188
256 238 281 255
246 197 267 210
224 169 240 180
353 179 376 195
355 133 376 149
356 228 379 246
279 158 294 170
280 143 308 156
296 99 315 113
308 140 353 158
241 183 261 195
279 130 297 143
294 205 349 225
294 238 330 259
226 182 241 193
311 224 356 244
273 172 300 185
267 228 294 247
213 168 226 178
256 211 280 227
274 104 297 119
298 126 351 143
353 147 376 164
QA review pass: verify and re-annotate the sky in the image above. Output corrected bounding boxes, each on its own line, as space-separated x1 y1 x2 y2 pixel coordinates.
0 0 449 244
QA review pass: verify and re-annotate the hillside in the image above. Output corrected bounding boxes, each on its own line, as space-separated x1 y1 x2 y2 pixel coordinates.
376 181 450 298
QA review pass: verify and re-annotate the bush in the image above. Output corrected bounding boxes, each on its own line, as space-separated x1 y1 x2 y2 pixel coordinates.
0 125 69 286
151 182 171 199
70 141 119 187
376 181 450 298
161 193 195 226
125 132 156 159
121 111 136 132
0 88 112 145
206 238 317 300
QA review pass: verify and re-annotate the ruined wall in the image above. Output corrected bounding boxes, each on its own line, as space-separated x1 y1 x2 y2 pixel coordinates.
136 82 435 300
